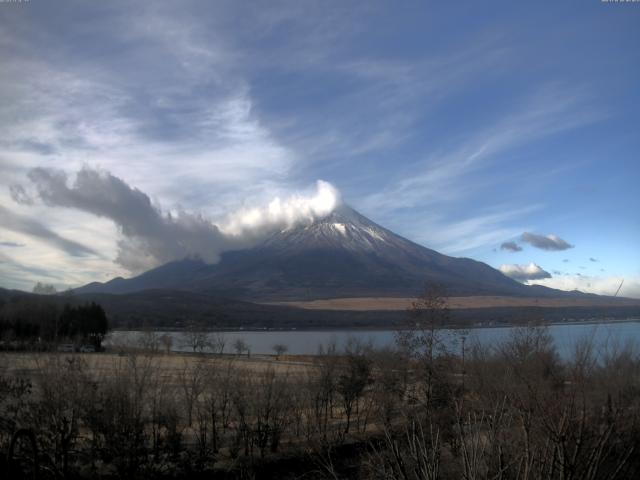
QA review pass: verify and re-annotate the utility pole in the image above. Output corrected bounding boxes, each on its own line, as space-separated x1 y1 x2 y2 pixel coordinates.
614 279 624 298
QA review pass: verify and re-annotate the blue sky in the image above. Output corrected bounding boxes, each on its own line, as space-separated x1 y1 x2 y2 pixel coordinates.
0 1 639 297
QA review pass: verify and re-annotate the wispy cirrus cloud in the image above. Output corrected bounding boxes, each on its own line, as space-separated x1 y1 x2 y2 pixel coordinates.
377 202 542 255
354 86 601 253
0 252 65 288
0 241 25 248
360 86 601 216
0 205 97 257
268 39 512 165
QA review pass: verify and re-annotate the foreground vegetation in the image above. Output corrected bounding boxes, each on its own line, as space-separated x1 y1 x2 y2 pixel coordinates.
2 322 640 479
0 296 109 351
0 287 638 479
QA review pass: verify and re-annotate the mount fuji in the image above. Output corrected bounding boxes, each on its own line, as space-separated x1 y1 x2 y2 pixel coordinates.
76 205 576 301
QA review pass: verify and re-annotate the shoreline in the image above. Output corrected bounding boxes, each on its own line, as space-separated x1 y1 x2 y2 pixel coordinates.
110 316 640 334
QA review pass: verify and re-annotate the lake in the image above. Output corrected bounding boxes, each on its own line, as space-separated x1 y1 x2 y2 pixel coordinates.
106 320 640 359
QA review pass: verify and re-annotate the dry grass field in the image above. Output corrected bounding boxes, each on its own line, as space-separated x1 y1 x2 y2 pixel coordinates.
0 351 315 383
267 295 640 311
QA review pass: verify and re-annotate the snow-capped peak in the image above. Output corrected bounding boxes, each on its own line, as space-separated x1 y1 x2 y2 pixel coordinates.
261 204 397 253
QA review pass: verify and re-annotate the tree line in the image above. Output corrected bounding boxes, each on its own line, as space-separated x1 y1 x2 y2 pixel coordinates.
0 295 109 349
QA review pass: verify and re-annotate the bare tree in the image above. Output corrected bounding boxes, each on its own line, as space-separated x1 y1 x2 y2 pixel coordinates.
337 340 373 435
199 358 236 454
181 322 210 353
233 338 249 356
272 343 288 359
368 420 442 480
178 358 206 427
397 283 450 356
33 355 90 476
396 283 452 408
138 328 160 353
306 340 340 442
82 353 156 478
159 333 173 354
370 346 410 427
210 331 226 355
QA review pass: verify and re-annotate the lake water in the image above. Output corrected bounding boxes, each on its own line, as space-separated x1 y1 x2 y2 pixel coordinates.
106 320 640 360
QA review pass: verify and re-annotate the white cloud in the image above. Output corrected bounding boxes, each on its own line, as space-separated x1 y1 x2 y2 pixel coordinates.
221 180 340 236
499 262 552 282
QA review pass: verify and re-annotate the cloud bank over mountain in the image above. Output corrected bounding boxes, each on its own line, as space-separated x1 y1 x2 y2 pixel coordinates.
13 166 341 273
219 180 340 237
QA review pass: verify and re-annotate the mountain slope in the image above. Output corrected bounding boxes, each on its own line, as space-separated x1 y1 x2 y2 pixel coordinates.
75 205 579 300
78 258 208 295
